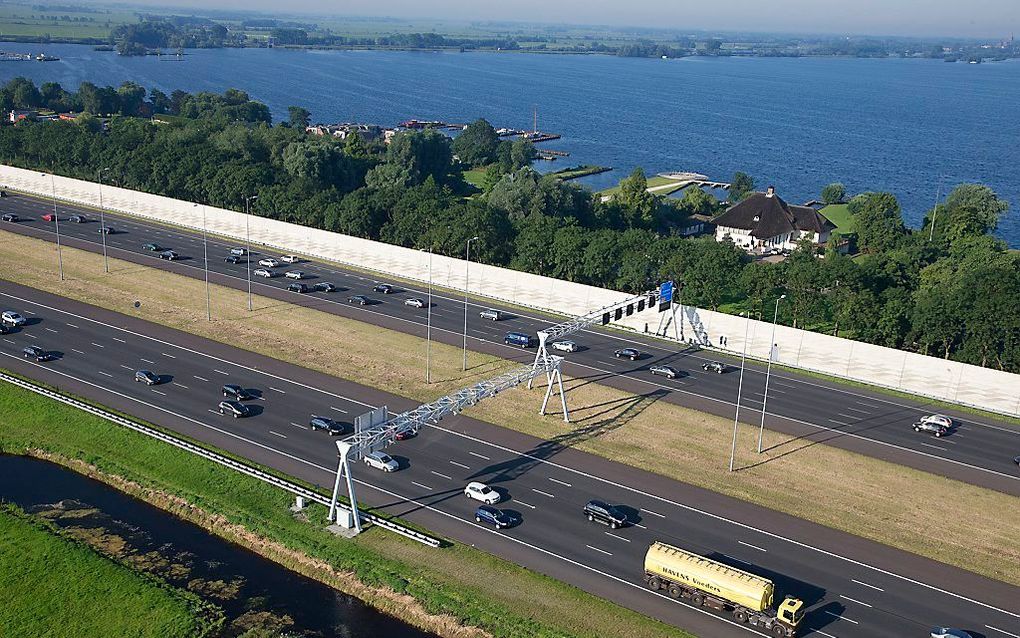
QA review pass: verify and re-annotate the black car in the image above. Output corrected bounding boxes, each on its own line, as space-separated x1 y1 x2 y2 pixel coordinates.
373 283 394 294
158 250 179 260
1 213 20 222
702 361 726 374
134 370 160 385
0 323 8 335
98 226 114 234
310 415 346 435
583 500 628 529
314 282 337 292
224 254 243 264
287 282 310 293
222 384 254 400
218 400 250 418
614 348 641 361
22 345 51 362
69 214 88 223
348 295 370 305
475 505 513 529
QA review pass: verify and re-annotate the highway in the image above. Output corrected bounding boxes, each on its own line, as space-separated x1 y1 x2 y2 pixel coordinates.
1 192 1018 495
1 281 1018 638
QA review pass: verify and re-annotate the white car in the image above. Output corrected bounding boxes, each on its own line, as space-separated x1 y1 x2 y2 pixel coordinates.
364 451 399 472
280 254 299 264
1 311 26 327
931 628 972 638
253 268 275 278
284 270 305 280
551 340 579 353
920 414 953 429
464 481 500 504
404 297 426 308
257 258 280 268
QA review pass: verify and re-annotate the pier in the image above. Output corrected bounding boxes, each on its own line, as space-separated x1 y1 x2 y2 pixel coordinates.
656 172 731 190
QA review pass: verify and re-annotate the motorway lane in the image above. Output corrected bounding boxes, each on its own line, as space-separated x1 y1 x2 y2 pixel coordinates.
1 283 1018 638
2 193 1020 496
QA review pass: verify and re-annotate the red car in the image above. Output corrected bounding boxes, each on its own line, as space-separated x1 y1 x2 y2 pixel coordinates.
41 213 57 222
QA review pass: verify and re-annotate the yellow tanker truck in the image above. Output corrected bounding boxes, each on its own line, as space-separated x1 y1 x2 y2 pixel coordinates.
644 541 804 637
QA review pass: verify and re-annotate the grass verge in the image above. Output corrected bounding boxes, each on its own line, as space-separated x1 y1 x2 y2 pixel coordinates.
0 503 218 638
2 232 1018 587
0 378 693 638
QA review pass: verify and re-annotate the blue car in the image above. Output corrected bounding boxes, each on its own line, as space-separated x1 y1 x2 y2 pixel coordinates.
475 505 513 529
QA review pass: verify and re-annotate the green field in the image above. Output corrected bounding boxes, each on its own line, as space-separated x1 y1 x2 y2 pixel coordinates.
0 4 134 41
461 167 488 188
820 203 854 232
0 504 213 638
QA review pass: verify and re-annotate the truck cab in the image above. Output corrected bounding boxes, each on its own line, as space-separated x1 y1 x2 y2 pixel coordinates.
776 597 804 632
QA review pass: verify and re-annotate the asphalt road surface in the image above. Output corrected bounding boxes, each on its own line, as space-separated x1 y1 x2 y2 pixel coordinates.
1 281 1017 638
1 193 1020 500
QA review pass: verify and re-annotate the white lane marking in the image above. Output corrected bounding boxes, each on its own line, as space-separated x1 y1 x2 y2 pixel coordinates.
97 371 112 377
810 630 837 638
738 540 767 552
641 508 666 518
330 406 347 413
45 327 58 333
269 386 286 394
921 442 948 451
549 477 572 487
605 532 630 543
823 611 857 624
721 553 751 565
119 365 133 370
213 369 229 375
111 337 126 343
469 451 490 460
193 375 209 382
835 413 861 420
828 418 852 425
532 488 555 498
845 407 870 414
141 358 155 364
838 595 872 608
65 323 79 328
633 523 647 529
586 544 612 556
449 460 470 470
90 342 104 348
23 333 36 339
987 625 1020 638
150 389 166 396
851 579 884 592
2 338 14 344
289 422 307 429
161 352 175 358
411 481 433 491
172 382 188 389
207 409 220 415
71 348 86 354
514 499 536 509
269 430 286 439
430 471 452 480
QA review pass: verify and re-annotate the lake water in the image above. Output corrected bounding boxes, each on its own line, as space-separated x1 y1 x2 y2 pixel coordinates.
1 44 1018 245
0 454 436 638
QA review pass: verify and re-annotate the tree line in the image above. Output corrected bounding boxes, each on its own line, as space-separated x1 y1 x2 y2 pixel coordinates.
0 77 1015 372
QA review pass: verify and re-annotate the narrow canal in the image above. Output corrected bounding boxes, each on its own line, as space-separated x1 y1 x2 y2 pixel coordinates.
0 454 438 638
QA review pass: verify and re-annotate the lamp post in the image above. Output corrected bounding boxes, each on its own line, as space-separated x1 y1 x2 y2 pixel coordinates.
46 172 63 281
200 204 211 321
426 248 434 384
97 167 110 273
758 294 786 453
928 174 944 243
729 312 751 472
243 195 258 311
462 236 479 371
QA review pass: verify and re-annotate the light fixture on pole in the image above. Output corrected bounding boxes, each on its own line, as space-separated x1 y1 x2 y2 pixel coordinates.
758 294 786 453
200 204 211 321
244 195 258 311
97 167 110 273
729 311 752 472
426 248 434 384
45 172 63 281
462 236 479 371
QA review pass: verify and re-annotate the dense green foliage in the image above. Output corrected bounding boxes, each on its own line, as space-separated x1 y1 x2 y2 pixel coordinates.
821 182 847 204
111 16 238 55
1 77 1016 371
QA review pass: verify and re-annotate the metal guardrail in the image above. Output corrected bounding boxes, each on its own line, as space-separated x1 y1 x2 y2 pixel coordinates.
0 372 441 548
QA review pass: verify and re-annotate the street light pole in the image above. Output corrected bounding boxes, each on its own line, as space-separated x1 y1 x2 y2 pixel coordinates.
47 172 63 281
201 205 211 321
462 236 479 371
928 174 944 243
426 248 434 384
729 312 752 472
758 294 786 453
97 168 110 273
244 195 258 311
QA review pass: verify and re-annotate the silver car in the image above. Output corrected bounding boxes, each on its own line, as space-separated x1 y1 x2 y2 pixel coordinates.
551 340 579 353
284 270 305 280
364 451 399 472
253 268 275 278
1 310 26 326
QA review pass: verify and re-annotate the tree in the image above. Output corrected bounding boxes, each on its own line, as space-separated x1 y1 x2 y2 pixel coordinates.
616 167 658 228
386 129 453 186
848 192 907 253
729 171 754 202
452 118 500 167
8 77 42 109
287 106 310 129
821 182 847 204
148 88 171 114
117 81 147 117
925 184 1008 246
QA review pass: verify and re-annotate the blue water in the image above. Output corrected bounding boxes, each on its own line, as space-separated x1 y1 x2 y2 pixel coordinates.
2 44 1018 245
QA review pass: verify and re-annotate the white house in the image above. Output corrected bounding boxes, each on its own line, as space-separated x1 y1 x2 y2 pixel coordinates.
713 186 835 253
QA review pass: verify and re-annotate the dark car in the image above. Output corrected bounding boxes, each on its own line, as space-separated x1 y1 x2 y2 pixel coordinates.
310 415 346 435
475 505 513 529
583 500 628 529
222 384 254 400
98 226 114 234
158 250 179 261
0 323 8 335
287 282 310 293
224 254 243 264
373 284 394 294
649 365 680 379
22 345 51 362
348 295 370 305
314 282 337 292
69 214 88 223
702 361 726 374
142 243 161 251
134 370 160 385
614 348 641 361
218 400 250 418
1 213 20 222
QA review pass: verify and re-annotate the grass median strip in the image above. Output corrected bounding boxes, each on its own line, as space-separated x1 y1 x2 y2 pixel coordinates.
2 231 1019 587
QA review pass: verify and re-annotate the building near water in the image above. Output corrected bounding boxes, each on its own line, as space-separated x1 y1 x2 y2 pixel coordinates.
712 186 835 253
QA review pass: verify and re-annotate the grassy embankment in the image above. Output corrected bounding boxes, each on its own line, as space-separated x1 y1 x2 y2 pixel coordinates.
0 503 217 638
1 232 1018 587
0 4 133 41
550 165 612 180
0 379 691 638
819 203 854 233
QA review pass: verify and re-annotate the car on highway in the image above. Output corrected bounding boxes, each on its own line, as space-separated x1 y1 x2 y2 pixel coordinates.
551 340 579 353
134 370 161 385
364 451 398 472
1013 455 1020 469
309 415 346 435
0 323 9 335
69 214 88 223
222 384 254 400
41 213 57 222
914 414 952 437
479 309 502 321
253 268 275 278
1 310 26 327
224 254 243 264
284 270 305 280
229 247 247 256
348 295 370 305
930 629 972 638
98 226 114 234
218 400 250 418
394 428 416 441
142 243 161 251
22 345 51 362
649 365 681 379
474 505 513 529
287 282 310 293
504 332 534 348
614 348 641 361
583 499 628 529
314 282 337 292
702 361 727 374
404 297 426 308
158 250 180 261
258 258 280 268
464 481 501 504
1 213 20 222
280 254 300 263
373 283 394 294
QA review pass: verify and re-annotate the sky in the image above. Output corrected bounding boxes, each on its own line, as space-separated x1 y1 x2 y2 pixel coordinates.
118 0 1019 39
